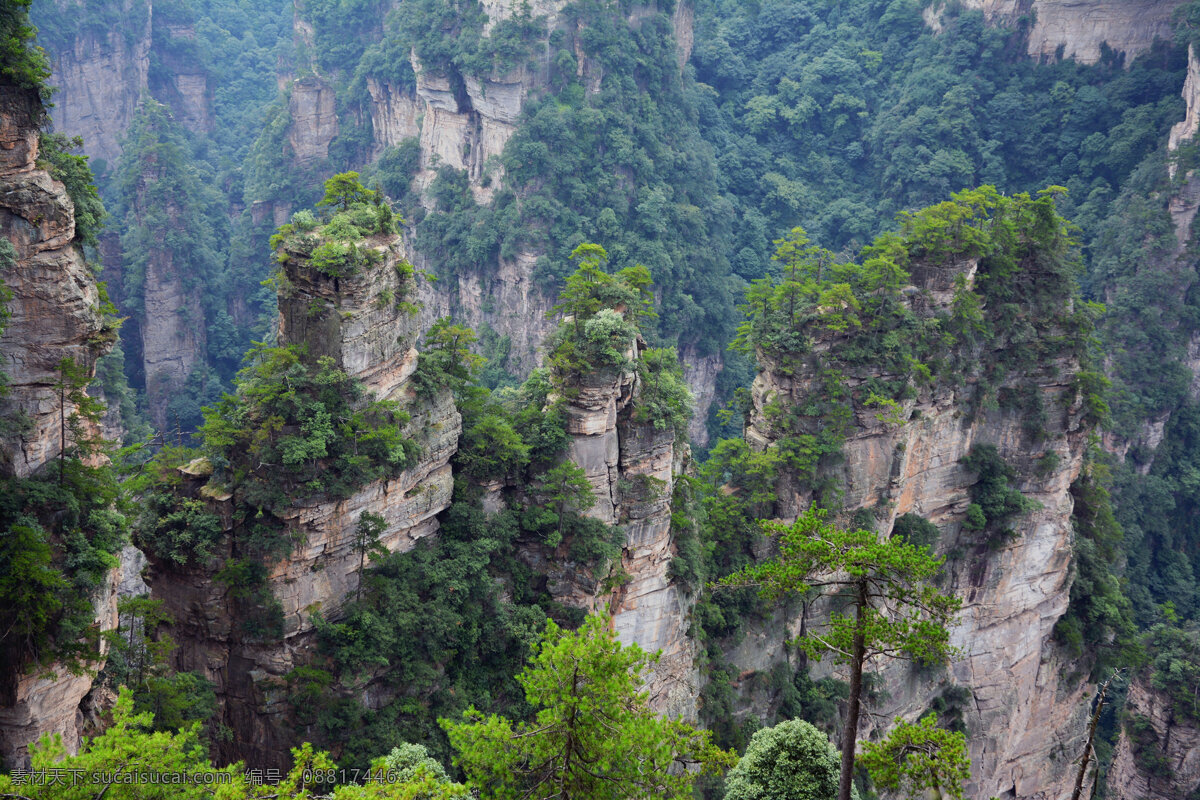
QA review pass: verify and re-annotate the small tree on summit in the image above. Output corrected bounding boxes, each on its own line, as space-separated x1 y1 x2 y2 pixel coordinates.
318 171 376 212
717 506 962 800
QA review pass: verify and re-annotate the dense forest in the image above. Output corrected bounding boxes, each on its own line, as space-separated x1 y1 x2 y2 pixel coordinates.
4 0 1200 797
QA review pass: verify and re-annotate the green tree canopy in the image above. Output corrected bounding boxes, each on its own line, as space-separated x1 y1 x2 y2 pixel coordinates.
722 718 842 800
717 506 962 800
442 614 735 800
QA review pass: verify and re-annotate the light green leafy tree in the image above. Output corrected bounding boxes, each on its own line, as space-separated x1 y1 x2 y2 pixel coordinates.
318 171 377 212
857 714 970 800
0 689 469 799
376 743 470 799
717 506 962 800
441 614 735 800
722 718 843 800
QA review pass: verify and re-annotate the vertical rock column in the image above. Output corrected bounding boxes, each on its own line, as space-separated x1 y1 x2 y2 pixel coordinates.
0 82 119 766
559 354 698 719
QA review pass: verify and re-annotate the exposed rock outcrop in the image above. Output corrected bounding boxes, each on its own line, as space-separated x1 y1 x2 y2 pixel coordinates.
0 87 112 476
146 229 461 768
736 257 1091 799
927 0 1186 65
542 351 698 719
287 76 339 166
38 0 152 166
1108 677 1200 800
0 82 120 766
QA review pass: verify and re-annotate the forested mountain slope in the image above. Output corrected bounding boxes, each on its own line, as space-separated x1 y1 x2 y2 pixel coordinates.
5 0 1200 798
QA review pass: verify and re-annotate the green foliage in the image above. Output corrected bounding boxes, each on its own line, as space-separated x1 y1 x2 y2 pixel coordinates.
960 444 1036 545
319 170 378 210
441 614 735 800
891 513 940 550
718 506 961 798
721 718 841 800
0 0 50 98
1055 445 1138 675
633 347 693 435
411 5 737 358
858 714 970 800
378 743 471 799
198 343 418 510
719 506 961 669
0 687 469 799
413 319 485 399
543 243 656 391
387 0 544 80
311 492 552 769
692 0 1184 263
37 132 106 246
1142 624 1200 722
0 361 126 673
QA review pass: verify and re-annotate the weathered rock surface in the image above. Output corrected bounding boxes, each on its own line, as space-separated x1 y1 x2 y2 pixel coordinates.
148 230 461 768
40 0 152 165
0 563 119 768
544 348 698 719
1108 678 1200 800
0 82 121 766
0 86 111 476
287 76 339 165
680 345 720 447
927 0 1185 65
126 173 207 432
738 258 1091 799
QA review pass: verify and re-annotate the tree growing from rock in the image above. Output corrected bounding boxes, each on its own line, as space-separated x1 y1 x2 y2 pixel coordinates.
717 506 962 800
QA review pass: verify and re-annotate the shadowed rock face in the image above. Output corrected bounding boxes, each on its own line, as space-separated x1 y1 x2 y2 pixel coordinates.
1108 678 1200 800
926 0 1187 64
41 0 151 166
0 82 120 767
732 257 1092 800
145 229 462 769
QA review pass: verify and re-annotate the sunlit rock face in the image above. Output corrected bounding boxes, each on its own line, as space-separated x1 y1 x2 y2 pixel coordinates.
736 255 1092 800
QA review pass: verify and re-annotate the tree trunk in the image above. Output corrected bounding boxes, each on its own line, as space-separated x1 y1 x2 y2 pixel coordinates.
839 581 867 800
1071 674 1114 800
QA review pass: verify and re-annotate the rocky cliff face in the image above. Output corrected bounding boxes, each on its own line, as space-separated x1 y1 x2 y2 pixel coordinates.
1108 678 1200 800
545 357 697 719
365 0 697 381
126 172 207 432
735 257 1091 799
0 82 121 766
927 0 1186 64
39 0 152 166
145 229 460 768
0 87 112 476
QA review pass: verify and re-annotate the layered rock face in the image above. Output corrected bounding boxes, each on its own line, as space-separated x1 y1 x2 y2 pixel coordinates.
1108 678 1200 800
39 0 152 166
928 0 1185 64
126 173 207 432
738 259 1091 799
0 83 120 766
551 358 698 719
0 87 111 475
146 230 460 768
287 76 339 166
